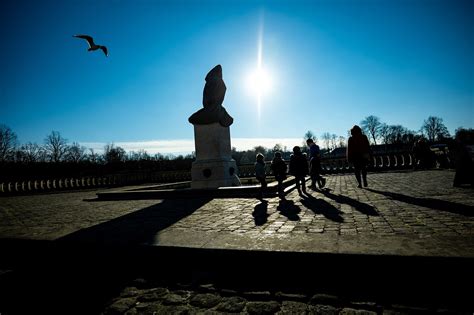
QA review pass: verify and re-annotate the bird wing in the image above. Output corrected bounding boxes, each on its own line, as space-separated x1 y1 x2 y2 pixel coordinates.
100 46 108 57
73 34 95 48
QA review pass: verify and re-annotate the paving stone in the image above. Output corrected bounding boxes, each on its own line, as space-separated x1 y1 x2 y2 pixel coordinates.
137 288 169 302
104 297 137 315
246 301 281 314
120 287 142 298
124 307 138 315
162 293 187 305
277 300 308 314
189 293 222 309
2 170 474 315
307 304 340 315
215 296 247 313
151 304 194 315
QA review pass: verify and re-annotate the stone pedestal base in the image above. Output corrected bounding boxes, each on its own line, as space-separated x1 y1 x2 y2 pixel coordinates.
191 123 241 189
191 159 240 189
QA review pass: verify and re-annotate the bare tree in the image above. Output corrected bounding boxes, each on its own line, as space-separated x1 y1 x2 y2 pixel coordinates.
379 124 416 144
128 149 151 161
338 136 346 148
303 130 318 153
361 115 382 144
0 124 18 162
379 123 390 144
304 130 317 142
104 143 126 164
44 131 68 162
330 134 338 150
88 148 99 163
321 132 331 150
421 116 450 142
19 142 42 163
273 143 283 152
66 142 87 163
253 145 267 157
386 125 406 144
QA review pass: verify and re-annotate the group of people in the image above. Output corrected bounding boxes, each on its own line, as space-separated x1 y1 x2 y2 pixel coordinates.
255 125 372 200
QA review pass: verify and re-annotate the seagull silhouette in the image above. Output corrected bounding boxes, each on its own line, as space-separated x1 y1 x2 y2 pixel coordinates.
73 34 108 57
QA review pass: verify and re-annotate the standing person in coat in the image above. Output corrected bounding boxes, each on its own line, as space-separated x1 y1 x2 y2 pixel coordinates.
347 125 371 188
255 153 267 200
289 146 309 196
306 138 326 189
271 151 287 199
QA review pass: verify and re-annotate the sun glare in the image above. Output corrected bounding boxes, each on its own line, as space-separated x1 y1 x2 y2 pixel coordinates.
247 12 273 119
247 67 272 96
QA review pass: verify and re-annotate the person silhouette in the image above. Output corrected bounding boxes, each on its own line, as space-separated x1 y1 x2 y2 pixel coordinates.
255 153 267 200
306 138 326 189
271 151 287 199
289 146 309 195
347 125 371 188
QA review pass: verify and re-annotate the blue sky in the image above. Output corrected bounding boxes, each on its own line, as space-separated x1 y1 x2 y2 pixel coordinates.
1 0 473 154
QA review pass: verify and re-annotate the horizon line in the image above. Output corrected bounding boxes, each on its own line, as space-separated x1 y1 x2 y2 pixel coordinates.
79 137 307 155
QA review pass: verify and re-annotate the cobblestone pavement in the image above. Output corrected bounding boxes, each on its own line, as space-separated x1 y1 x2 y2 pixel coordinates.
1 170 473 314
1 170 473 257
171 170 474 237
101 278 470 315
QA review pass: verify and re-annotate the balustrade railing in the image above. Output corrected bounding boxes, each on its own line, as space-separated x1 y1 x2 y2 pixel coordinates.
0 151 451 195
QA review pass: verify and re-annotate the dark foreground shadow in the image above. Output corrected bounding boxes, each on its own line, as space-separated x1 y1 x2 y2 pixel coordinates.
301 194 344 223
277 199 301 221
58 197 212 246
366 188 474 217
321 190 379 216
252 200 269 226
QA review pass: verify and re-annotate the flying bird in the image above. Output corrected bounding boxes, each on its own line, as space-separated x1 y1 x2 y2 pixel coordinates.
73 34 108 57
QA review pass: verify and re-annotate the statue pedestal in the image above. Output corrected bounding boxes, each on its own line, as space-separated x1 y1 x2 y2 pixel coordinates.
191 123 241 189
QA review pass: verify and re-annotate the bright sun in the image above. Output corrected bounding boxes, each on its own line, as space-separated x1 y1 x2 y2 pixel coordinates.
247 67 272 96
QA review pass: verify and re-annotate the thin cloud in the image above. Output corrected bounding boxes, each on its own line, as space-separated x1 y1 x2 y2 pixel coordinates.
80 138 304 155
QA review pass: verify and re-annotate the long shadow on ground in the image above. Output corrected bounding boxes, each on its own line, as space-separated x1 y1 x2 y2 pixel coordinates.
300 194 344 222
252 200 269 226
276 199 301 221
366 188 473 217
321 189 379 216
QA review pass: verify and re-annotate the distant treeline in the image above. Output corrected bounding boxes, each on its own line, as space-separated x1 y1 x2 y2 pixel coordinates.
1 115 472 181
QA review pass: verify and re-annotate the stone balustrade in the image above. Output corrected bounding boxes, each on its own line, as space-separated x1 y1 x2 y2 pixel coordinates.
238 152 423 177
0 152 448 195
0 171 194 195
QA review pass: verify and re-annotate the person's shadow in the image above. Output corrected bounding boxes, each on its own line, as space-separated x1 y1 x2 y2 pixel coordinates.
366 188 474 217
252 200 269 226
300 194 344 223
321 189 379 216
277 199 301 221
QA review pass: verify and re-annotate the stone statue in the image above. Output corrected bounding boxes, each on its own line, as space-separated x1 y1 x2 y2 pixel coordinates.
188 65 234 127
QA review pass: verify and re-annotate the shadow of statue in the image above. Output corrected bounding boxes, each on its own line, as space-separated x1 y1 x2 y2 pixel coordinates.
366 188 474 217
58 198 212 246
252 200 269 226
277 199 301 221
300 194 344 223
321 190 379 216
